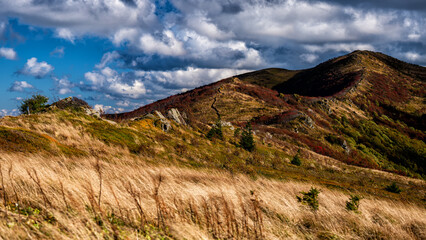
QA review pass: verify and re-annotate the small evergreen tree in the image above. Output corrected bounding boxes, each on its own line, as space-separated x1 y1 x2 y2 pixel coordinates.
240 122 255 152
19 94 49 115
385 182 402 193
206 121 223 140
297 187 320 211
346 195 362 212
291 149 302 166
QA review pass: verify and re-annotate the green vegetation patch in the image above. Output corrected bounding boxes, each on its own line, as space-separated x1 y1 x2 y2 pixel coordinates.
86 121 145 153
336 118 426 178
0 126 55 153
0 126 85 156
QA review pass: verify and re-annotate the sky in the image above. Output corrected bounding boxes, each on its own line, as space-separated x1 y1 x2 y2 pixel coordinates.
0 0 425 116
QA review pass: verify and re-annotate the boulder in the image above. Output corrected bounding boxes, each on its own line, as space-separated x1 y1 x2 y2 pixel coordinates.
167 108 187 125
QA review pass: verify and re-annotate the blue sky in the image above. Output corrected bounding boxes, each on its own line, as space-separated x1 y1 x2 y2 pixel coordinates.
0 0 425 116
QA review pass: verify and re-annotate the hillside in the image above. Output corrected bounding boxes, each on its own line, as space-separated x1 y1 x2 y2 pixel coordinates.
0 50 424 239
108 50 426 178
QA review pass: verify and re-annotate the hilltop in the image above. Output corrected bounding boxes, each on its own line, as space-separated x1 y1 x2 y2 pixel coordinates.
0 51 424 239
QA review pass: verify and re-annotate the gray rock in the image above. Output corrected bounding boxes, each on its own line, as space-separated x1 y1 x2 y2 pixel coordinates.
154 111 171 131
85 108 101 118
167 108 187 125
342 140 351 154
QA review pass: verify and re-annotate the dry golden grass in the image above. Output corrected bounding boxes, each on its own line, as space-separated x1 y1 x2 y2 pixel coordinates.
0 152 424 239
0 109 425 239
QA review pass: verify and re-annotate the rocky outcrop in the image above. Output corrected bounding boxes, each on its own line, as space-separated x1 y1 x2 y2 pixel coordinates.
85 108 100 118
167 108 187 125
131 108 188 132
342 140 350 154
51 97 91 110
154 111 172 132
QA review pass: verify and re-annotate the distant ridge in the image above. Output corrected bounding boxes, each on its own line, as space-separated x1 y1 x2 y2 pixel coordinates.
108 50 425 120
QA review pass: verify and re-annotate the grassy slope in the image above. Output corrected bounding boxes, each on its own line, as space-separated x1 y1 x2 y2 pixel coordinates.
0 109 425 239
107 51 426 179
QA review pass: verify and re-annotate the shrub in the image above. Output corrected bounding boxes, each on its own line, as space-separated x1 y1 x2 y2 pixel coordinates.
206 122 223 140
346 195 362 211
19 94 49 114
385 182 402 193
297 187 320 211
234 128 241 138
291 149 302 166
240 123 255 152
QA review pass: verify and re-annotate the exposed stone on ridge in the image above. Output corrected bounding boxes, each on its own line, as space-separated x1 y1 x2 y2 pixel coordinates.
167 108 187 125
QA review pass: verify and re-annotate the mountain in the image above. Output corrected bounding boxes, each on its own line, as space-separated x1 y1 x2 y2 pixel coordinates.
0 51 425 239
108 50 426 178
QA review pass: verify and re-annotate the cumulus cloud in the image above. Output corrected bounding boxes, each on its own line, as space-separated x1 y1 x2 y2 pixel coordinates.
2 0 426 110
96 51 121 69
1 0 425 71
18 57 54 78
139 30 185 56
403 52 426 65
83 67 147 99
8 81 34 92
1 0 422 58
55 28 75 43
300 53 319 63
0 47 17 60
135 67 249 89
52 76 74 95
80 66 247 103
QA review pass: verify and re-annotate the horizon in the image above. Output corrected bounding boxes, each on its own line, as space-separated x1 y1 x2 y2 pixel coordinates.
1 0 425 116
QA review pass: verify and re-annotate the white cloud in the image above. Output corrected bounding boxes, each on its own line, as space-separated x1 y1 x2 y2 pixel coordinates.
8 81 34 92
55 28 75 43
52 76 74 95
135 67 249 89
404 52 426 63
94 104 125 114
0 47 17 60
19 57 54 78
139 30 185 56
116 100 131 107
0 0 158 41
0 109 19 117
300 53 319 63
84 67 147 99
112 28 139 46
96 51 121 69
180 30 265 69
81 65 248 102
186 12 234 40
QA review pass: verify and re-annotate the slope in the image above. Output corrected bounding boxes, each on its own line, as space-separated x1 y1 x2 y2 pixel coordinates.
107 50 425 178
0 104 425 239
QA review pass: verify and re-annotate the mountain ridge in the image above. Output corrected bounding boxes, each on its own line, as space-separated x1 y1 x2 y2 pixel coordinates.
105 50 425 178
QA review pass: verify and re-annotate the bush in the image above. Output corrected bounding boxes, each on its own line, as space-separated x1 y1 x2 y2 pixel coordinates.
291 149 302 166
19 94 49 114
240 123 255 152
206 122 223 140
297 187 320 211
385 182 402 193
346 195 362 211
